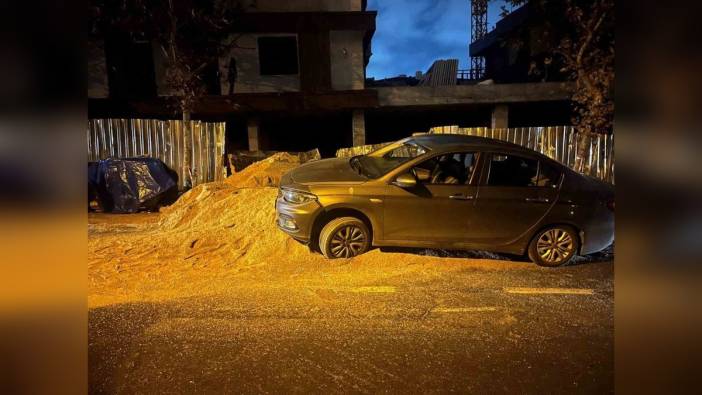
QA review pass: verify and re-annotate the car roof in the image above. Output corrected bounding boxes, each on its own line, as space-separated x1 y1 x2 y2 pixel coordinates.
409 133 568 167
411 133 523 151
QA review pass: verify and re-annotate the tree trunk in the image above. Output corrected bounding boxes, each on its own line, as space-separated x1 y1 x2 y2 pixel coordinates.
573 131 592 174
182 110 193 189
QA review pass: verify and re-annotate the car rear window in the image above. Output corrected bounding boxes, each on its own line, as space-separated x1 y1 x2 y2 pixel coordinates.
487 154 562 188
535 162 562 187
487 154 539 187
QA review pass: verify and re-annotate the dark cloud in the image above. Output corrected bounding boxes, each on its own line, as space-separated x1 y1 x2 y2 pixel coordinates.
366 0 508 79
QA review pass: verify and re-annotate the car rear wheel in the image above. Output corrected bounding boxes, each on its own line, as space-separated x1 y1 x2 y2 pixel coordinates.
528 226 579 267
319 217 370 259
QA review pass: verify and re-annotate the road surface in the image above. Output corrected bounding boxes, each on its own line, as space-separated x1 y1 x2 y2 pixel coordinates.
89 213 613 394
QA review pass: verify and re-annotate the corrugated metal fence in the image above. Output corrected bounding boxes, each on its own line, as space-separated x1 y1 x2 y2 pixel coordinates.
337 126 614 184
431 126 614 183
87 119 226 189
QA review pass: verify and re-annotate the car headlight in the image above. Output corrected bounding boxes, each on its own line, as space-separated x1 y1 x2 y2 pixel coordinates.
282 189 317 204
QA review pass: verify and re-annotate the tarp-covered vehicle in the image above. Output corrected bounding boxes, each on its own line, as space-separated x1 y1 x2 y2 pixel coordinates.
89 158 178 213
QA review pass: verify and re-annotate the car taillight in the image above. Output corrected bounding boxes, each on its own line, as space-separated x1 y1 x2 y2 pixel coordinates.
607 199 615 211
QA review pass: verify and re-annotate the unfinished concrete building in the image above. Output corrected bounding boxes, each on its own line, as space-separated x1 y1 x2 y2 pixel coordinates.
89 0 376 157
88 0 574 158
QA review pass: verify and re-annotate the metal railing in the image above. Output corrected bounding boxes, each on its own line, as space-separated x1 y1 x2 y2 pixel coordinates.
457 68 484 81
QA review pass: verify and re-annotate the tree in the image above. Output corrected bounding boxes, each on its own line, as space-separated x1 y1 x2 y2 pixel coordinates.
500 0 614 137
91 0 246 187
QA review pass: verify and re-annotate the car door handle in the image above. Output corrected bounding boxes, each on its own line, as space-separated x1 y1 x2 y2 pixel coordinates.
525 197 550 203
449 194 474 200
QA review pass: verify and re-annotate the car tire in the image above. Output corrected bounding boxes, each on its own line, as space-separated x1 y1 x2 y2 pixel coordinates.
528 225 579 267
319 217 370 259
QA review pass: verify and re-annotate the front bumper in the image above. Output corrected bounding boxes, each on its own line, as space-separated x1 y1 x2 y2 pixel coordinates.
275 193 323 243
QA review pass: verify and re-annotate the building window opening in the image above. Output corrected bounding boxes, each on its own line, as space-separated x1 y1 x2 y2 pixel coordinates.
257 36 299 76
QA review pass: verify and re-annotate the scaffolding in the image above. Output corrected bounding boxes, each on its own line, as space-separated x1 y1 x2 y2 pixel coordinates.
470 0 488 79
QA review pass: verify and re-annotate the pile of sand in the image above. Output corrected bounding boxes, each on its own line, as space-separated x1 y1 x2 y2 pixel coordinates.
88 153 321 305
88 182 319 305
158 183 311 264
154 151 311 266
225 152 300 187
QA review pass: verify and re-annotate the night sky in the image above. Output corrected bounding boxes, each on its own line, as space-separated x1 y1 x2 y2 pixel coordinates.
366 0 510 79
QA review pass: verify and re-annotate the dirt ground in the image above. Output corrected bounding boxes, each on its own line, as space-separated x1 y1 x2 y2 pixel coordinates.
88 159 614 393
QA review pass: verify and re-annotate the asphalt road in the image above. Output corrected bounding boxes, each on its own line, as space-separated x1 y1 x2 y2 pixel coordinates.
89 256 613 394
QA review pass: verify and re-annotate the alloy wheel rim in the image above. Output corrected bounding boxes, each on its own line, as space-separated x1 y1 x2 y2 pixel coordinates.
330 225 365 258
536 228 574 264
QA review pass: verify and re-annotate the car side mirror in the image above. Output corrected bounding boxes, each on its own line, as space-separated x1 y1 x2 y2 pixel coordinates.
393 172 417 188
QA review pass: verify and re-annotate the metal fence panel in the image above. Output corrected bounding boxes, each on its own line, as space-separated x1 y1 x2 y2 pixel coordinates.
88 118 226 189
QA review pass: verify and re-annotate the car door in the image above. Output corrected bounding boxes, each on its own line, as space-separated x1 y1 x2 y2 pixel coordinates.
469 152 561 244
382 152 482 243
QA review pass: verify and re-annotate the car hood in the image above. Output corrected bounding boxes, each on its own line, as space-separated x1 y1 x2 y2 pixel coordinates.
287 157 367 185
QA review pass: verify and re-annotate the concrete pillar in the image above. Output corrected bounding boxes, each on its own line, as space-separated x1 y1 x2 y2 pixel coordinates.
352 109 366 146
491 104 509 129
247 118 260 152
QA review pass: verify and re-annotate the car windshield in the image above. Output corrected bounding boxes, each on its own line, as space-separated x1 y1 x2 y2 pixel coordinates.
351 139 429 179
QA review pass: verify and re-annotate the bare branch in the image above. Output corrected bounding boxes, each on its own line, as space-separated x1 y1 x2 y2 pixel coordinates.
576 7 607 66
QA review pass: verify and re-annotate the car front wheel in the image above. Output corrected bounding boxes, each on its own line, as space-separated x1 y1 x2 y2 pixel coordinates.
319 217 370 259
528 226 579 267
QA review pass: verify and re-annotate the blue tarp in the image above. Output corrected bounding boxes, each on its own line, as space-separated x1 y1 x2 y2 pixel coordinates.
89 158 178 213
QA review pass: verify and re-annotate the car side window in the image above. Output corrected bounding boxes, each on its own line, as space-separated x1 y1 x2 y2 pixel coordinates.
487 154 539 187
535 162 562 187
413 152 479 185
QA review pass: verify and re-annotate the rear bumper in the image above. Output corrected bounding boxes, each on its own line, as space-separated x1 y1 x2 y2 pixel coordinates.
581 219 615 255
275 195 323 243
